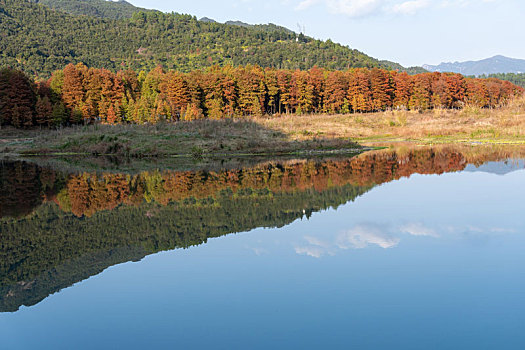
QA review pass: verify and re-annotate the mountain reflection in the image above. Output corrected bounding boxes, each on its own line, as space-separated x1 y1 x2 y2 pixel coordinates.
1 145 524 312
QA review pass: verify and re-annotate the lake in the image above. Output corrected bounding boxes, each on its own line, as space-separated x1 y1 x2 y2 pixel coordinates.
1 145 525 349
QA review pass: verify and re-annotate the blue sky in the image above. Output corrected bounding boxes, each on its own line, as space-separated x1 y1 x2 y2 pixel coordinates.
126 0 523 67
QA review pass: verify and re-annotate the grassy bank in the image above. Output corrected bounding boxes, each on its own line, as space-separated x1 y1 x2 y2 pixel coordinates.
2 96 525 158
0 119 360 158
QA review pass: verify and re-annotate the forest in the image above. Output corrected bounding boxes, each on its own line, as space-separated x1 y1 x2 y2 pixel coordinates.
0 0 402 78
481 73 525 88
34 0 146 20
0 64 522 128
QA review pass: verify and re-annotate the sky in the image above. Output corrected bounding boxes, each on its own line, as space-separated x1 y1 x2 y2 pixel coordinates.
125 0 524 68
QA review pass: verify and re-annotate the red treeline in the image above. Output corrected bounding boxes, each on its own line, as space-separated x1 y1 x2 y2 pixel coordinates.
60 148 467 217
0 65 523 128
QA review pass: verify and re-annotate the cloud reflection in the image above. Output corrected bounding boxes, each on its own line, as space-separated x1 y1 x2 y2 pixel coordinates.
295 246 331 258
399 222 439 237
336 224 400 249
294 221 518 258
295 223 400 258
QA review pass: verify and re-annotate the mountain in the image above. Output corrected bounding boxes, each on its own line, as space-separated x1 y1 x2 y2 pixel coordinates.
225 20 295 34
225 20 253 28
1 0 415 77
33 0 152 19
41 0 295 35
380 60 427 75
199 17 217 23
465 160 525 176
423 55 525 76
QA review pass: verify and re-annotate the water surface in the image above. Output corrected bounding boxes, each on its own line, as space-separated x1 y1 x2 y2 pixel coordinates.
1 145 525 349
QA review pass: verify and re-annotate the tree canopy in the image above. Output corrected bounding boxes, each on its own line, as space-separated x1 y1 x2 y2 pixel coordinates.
481 73 525 88
33 0 145 19
0 65 522 128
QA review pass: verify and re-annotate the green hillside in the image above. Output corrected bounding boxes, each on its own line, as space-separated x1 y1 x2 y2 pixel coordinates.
35 0 298 33
1 0 414 77
33 0 147 19
380 60 427 75
481 73 525 88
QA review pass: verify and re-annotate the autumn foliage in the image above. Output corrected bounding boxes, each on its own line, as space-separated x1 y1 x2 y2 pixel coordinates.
0 65 523 128
60 148 467 218
0 148 468 218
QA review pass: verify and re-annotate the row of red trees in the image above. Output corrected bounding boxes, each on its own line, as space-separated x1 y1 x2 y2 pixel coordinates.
0 64 523 128
61 147 466 217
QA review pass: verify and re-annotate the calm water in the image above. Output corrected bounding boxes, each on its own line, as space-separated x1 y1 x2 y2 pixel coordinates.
1 146 525 349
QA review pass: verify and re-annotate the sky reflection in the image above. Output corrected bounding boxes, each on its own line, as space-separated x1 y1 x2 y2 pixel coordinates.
3 152 525 349
294 221 518 258
277 167 525 258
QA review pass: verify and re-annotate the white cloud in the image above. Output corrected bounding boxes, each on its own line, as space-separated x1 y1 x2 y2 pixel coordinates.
304 235 332 248
252 247 269 256
294 0 497 17
399 222 439 237
295 0 385 17
295 224 398 258
294 221 517 258
296 0 320 10
392 0 429 15
295 235 337 258
440 0 498 8
446 225 516 235
326 0 384 17
295 246 328 258
337 224 400 249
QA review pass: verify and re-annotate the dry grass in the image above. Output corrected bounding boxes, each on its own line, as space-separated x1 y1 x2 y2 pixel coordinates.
256 95 525 144
1 118 359 157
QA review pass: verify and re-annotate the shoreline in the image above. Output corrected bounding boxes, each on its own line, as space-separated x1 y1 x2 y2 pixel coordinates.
2 97 525 159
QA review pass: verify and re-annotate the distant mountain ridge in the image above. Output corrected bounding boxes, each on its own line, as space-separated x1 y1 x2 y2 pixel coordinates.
423 55 525 76
199 17 296 35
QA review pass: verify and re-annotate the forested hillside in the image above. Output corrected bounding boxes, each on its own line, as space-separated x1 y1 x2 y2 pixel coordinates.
380 60 427 75
33 0 146 19
35 0 296 35
481 73 525 88
0 0 401 78
0 64 522 128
